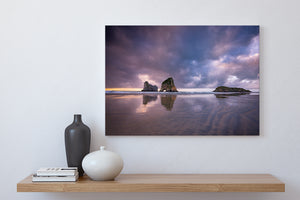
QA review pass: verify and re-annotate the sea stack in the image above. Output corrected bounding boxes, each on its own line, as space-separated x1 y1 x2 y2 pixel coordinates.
159 77 178 92
142 81 158 92
213 86 251 93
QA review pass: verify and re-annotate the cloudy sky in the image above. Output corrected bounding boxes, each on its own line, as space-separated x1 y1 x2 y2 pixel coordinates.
106 26 259 90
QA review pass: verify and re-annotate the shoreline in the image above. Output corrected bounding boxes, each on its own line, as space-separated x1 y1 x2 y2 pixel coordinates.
106 92 259 135
105 91 259 95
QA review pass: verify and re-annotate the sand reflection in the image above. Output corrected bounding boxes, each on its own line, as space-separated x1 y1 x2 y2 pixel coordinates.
106 94 259 135
136 95 159 113
160 95 177 111
143 95 158 105
137 94 178 112
214 93 250 98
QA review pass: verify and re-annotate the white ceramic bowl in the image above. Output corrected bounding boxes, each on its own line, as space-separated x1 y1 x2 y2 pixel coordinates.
82 146 123 181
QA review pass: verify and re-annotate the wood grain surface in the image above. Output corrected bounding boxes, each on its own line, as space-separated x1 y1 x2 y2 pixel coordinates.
17 174 285 192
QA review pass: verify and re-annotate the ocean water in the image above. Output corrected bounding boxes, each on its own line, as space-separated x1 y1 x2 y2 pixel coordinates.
105 92 259 135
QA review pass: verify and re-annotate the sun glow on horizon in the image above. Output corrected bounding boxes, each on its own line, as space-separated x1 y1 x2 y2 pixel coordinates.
106 88 142 91
106 87 259 92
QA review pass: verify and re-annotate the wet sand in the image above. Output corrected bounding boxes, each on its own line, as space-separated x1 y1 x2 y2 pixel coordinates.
106 94 259 135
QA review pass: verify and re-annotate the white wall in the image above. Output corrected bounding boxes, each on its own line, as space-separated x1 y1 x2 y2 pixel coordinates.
1 0 299 199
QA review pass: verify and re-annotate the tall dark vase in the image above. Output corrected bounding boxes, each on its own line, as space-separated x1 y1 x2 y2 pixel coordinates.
65 114 91 176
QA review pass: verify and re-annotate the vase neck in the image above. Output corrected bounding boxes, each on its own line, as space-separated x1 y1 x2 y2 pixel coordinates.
73 114 82 123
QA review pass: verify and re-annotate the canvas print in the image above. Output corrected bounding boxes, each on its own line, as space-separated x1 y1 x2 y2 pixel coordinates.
106 26 259 135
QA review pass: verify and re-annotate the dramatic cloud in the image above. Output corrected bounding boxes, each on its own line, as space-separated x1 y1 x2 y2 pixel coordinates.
106 26 259 90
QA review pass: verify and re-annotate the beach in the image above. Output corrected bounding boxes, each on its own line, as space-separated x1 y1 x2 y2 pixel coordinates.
106 92 259 135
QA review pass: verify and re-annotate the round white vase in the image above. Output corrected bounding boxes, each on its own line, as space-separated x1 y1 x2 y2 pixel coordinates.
82 146 123 181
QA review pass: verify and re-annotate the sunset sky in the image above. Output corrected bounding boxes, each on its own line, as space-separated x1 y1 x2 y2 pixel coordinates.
106 26 259 90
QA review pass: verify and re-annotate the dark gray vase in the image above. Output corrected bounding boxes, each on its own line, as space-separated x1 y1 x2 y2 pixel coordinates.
65 114 91 176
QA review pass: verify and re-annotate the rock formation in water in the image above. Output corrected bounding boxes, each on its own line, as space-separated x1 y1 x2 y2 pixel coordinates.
142 81 158 92
213 86 251 92
159 77 178 92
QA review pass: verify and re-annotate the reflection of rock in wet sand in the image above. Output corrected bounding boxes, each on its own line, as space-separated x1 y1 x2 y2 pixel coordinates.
214 93 250 98
106 94 259 135
161 95 177 111
143 95 158 105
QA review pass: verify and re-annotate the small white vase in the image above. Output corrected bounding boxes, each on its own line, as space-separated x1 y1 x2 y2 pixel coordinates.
82 146 123 181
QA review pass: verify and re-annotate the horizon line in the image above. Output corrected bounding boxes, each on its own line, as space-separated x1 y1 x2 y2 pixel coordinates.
106 87 260 91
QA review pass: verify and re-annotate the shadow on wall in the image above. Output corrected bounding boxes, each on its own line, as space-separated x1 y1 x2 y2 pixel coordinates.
45 191 286 200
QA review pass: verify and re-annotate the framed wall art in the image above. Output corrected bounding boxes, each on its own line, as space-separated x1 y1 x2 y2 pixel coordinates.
105 25 259 136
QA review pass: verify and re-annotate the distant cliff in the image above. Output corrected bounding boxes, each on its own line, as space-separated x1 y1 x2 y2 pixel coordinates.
141 81 158 92
159 77 178 92
213 86 251 92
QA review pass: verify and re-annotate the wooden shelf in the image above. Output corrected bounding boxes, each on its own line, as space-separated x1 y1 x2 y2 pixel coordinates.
17 174 285 192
